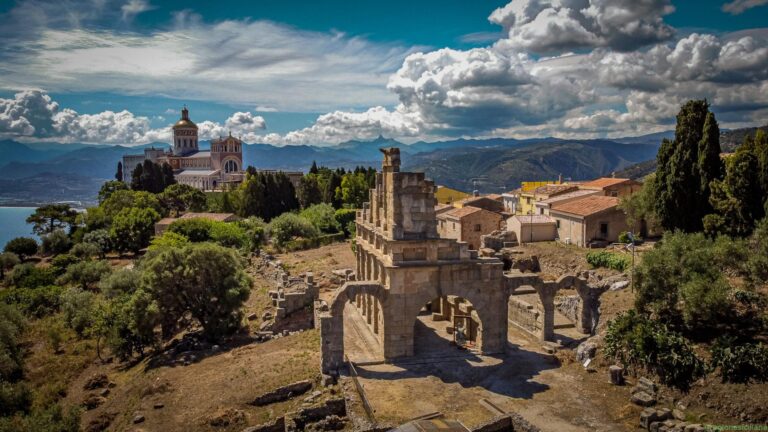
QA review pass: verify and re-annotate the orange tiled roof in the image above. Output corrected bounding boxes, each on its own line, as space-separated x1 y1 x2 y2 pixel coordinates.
440 205 484 220
580 177 634 190
550 196 620 217
531 184 578 196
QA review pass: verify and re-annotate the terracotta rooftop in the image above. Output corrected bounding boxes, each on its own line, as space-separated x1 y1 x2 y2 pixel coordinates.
440 206 485 220
537 189 600 205
550 196 620 217
530 184 579 196
179 212 238 221
510 214 556 224
580 177 634 190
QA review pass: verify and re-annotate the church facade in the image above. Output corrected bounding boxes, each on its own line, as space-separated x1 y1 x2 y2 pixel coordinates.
122 107 245 190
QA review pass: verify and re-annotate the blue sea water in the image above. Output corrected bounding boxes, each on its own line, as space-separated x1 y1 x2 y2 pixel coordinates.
0 207 38 249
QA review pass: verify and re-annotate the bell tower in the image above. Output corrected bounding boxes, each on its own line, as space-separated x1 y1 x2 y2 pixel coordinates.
172 106 199 156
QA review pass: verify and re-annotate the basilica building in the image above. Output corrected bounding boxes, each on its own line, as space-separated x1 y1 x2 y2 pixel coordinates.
122 107 245 190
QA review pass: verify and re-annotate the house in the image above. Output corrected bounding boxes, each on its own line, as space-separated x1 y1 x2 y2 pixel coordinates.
437 206 504 250
507 214 558 243
579 177 641 197
518 184 579 215
154 212 240 235
549 196 629 247
501 188 521 214
434 186 471 204
454 194 505 213
534 189 601 216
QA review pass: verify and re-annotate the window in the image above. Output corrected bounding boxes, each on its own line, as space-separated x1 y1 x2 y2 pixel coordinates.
600 222 608 237
556 219 561 228
539 207 544 215
224 159 238 173
610 191 618 197
474 224 481 232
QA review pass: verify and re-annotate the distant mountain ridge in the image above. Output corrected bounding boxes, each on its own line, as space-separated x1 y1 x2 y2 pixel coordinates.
1 125 764 204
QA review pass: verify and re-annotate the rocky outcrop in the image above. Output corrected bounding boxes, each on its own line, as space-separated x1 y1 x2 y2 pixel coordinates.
249 380 313 406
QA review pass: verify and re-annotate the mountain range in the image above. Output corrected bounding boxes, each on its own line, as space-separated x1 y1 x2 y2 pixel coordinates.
0 126 760 206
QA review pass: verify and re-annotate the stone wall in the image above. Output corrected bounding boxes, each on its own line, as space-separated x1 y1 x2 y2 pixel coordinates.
508 297 541 336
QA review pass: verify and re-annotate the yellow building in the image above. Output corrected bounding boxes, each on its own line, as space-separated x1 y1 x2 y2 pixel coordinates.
518 184 578 215
520 180 560 192
434 185 470 204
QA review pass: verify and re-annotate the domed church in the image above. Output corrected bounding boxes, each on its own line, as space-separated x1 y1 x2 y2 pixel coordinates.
121 107 245 190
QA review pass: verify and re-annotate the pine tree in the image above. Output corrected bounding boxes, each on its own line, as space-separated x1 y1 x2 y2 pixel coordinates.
116 161 123 182
239 172 265 218
309 161 319 175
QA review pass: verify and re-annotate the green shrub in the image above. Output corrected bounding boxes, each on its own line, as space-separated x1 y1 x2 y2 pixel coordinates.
39 230 71 256
710 337 768 383
7 264 56 289
238 217 267 252
168 218 213 242
3 238 38 260
49 254 79 276
267 213 318 246
58 260 111 290
300 203 341 234
0 253 20 279
82 229 111 258
0 303 25 382
210 222 247 249
586 250 630 271
148 231 189 251
0 285 63 318
335 208 357 236
70 242 101 259
97 268 141 298
604 310 705 390
0 404 80 432
60 287 97 336
0 380 31 416
110 207 161 254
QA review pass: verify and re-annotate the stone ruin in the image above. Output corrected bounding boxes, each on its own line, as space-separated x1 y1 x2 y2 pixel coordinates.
256 254 318 326
317 148 608 374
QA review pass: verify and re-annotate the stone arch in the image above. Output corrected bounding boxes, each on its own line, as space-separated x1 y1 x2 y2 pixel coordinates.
319 282 387 374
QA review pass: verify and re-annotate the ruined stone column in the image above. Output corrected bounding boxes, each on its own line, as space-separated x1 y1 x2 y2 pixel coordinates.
319 312 344 374
537 284 557 342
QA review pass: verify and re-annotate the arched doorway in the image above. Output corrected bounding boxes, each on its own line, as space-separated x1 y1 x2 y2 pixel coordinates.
413 296 483 357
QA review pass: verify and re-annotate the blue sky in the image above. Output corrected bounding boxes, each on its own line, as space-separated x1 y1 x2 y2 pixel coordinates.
0 0 767 145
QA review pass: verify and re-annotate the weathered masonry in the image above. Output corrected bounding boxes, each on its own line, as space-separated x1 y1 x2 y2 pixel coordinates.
318 148 604 374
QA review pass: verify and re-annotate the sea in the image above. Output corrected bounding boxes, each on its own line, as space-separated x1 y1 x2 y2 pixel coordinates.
0 207 38 248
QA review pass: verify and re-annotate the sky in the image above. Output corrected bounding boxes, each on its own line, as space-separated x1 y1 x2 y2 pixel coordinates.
0 0 767 146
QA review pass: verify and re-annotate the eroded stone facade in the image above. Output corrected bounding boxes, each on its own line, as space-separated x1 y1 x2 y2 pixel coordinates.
318 148 603 374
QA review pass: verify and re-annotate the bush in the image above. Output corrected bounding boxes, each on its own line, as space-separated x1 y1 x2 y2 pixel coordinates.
634 232 742 333
604 310 705 390
0 285 63 318
586 250 630 271
97 288 160 361
82 229 111 258
7 264 56 289
0 303 26 382
148 231 189 251
0 404 80 432
0 380 32 416
0 253 20 279
710 337 768 383
49 254 79 276
747 218 768 284
3 238 38 260
39 230 71 256
110 207 161 254
168 218 213 242
267 213 318 246
210 222 247 249
238 217 267 252
98 268 141 298
300 203 341 234
141 243 251 341
70 242 101 260
334 208 357 236
58 260 111 290
60 287 97 336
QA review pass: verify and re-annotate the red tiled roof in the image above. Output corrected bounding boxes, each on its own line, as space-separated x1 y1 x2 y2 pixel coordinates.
550 196 620 217
510 215 556 225
580 177 635 190
531 184 578 196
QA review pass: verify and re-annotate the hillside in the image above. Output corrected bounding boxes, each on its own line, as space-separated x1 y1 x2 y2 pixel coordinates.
404 139 659 192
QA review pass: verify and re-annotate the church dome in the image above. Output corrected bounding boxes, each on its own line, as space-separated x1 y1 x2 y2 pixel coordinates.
172 106 198 129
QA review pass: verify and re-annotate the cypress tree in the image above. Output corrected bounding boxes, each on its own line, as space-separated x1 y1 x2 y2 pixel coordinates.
131 164 144 190
116 161 123 182
309 161 319 175
697 111 723 216
162 163 176 189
